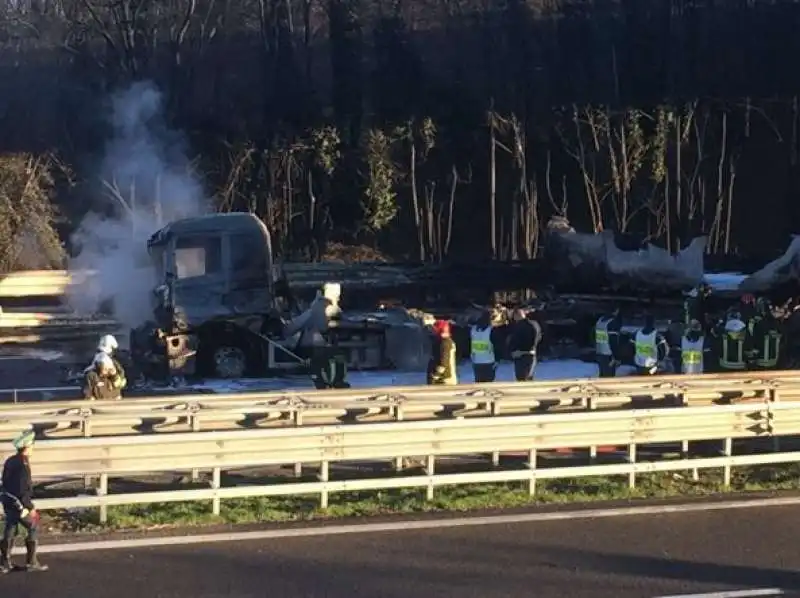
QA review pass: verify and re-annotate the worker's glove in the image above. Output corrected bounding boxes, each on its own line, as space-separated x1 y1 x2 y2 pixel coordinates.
20 508 29 519
648 366 658 375
609 359 620 369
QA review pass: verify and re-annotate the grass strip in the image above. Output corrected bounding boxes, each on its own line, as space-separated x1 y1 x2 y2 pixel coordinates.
40 463 800 534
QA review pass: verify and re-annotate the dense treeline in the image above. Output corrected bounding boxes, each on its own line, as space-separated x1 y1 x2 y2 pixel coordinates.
0 0 799 268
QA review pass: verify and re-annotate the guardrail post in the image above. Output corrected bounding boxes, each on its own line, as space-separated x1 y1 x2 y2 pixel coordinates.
190 413 201 483
627 443 636 489
319 460 329 509
82 414 94 489
681 439 698 481
770 387 781 453
527 448 537 495
393 404 404 472
211 467 221 515
425 455 435 501
588 394 597 463
293 409 304 477
12 389 17 404
722 437 733 487
98 473 108 524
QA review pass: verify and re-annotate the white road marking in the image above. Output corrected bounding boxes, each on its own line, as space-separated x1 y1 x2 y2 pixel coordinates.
654 589 784 598
13 494 800 554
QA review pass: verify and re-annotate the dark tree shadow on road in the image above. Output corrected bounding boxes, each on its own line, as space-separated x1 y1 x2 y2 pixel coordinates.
539 545 800 592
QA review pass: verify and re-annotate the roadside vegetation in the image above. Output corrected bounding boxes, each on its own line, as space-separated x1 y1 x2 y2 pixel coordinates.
41 464 800 534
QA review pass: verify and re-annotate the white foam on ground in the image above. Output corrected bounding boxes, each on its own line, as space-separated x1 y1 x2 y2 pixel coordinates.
184 359 611 394
0 349 65 361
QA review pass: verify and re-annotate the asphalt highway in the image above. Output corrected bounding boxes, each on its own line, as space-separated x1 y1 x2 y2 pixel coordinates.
3 504 800 597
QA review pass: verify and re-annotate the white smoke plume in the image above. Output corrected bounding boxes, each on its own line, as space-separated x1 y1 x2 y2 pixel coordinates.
67 81 209 331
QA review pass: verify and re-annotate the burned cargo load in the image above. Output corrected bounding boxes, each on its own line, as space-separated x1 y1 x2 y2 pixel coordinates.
543 217 705 293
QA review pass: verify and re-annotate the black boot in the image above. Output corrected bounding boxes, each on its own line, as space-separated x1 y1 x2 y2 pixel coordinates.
0 538 12 574
24 539 47 572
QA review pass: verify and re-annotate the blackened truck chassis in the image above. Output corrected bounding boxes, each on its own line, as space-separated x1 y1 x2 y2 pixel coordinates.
130 313 390 381
128 212 391 382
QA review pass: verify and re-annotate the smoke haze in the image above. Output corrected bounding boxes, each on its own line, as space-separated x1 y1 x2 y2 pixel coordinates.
66 81 209 332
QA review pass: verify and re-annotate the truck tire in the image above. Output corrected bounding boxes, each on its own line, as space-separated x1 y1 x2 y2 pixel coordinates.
210 345 248 379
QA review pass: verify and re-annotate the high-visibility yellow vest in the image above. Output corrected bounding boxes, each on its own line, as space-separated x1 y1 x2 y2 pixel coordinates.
470 326 495 364
681 336 704 374
634 330 657 368
595 318 612 356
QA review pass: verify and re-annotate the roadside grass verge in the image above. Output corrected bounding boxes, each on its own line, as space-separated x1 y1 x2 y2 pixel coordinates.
41 462 800 534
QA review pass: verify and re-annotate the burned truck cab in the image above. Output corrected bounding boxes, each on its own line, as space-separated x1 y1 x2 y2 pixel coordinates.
131 212 280 380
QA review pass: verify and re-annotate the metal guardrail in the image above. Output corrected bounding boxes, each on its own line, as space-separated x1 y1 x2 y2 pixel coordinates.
0 370 797 440
0 265 423 297
0 386 80 403
0 270 75 298
23 400 800 523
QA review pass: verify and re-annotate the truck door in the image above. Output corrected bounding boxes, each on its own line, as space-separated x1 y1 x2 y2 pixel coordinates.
222 231 274 314
169 233 226 320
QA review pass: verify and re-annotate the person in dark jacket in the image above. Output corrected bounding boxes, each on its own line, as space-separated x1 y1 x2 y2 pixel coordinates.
284 283 350 389
711 309 753 371
683 283 711 331
749 298 782 370
427 320 458 385
82 353 124 400
506 308 542 381
0 430 47 573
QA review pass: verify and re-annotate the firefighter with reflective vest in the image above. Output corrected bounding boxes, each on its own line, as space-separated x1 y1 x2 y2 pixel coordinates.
91 334 127 393
594 308 622 377
83 335 127 400
427 319 458 385
633 314 670 375
0 430 47 573
714 310 753 371
680 319 707 374
749 297 782 370
470 311 496 383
